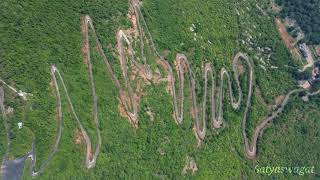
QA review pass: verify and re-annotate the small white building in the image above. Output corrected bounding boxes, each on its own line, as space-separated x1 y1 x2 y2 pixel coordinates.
18 122 23 129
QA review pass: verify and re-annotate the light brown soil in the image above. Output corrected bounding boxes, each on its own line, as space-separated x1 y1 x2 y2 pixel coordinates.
274 95 285 106
118 103 129 119
238 62 245 75
181 156 198 176
82 46 89 67
81 17 89 67
50 79 55 89
275 18 301 59
74 129 84 145
270 0 281 13
127 6 139 38
163 49 170 57
81 16 88 33
276 18 294 49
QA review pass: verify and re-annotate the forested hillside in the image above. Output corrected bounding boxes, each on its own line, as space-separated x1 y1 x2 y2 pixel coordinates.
0 0 319 179
276 0 320 44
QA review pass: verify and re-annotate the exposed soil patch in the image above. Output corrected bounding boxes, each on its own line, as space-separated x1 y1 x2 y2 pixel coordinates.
237 61 245 75
276 18 294 49
275 18 301 59
74 129 84 145
81 17 89 67
50 79 55 89
162 49 170 57
270 0 281 13
181 156 198 176
274 95 285 106
118 102 129 119
127 8 139 38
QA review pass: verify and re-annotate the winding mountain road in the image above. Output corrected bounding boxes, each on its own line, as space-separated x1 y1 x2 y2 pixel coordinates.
1 0 320 178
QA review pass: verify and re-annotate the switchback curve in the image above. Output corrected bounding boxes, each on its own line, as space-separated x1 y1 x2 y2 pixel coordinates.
1 1 319 178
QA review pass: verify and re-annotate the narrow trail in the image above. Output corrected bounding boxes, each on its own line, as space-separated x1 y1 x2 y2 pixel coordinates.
125 1 314 159
157 53 252 141
28 15 106 176
1 0 320 178
0 87 10 162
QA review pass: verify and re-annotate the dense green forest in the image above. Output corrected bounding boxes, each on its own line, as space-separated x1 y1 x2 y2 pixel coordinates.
276 0 320 44
0 0 319 179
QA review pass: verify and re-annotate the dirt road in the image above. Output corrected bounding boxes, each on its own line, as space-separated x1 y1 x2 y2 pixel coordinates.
1 0 319 178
